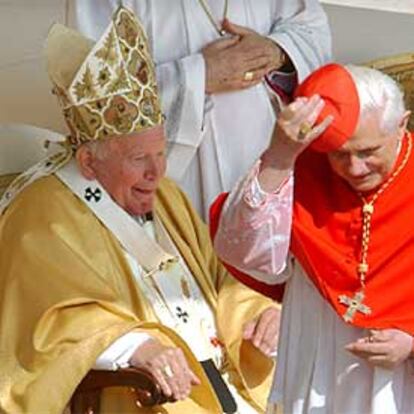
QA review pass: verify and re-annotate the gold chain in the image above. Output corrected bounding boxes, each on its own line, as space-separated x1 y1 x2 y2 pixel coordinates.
357 133 412 287
197 0 229 37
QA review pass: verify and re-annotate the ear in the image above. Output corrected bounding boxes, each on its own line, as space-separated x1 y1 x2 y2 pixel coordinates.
399 110 411 131
75 145 97 180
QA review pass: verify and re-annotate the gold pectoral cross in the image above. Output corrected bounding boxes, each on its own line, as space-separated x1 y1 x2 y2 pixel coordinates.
338 290 371 322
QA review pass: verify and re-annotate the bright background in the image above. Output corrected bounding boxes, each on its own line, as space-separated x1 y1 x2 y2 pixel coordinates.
0 0 413 134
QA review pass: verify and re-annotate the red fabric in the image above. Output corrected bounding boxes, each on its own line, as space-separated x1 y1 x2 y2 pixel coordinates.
210 133 414 333
209 193 285 302
292 132 414 334
294 63 360 152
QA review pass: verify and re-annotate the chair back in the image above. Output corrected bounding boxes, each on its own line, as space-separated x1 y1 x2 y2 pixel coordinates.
0 124 63 197
364 52 414 130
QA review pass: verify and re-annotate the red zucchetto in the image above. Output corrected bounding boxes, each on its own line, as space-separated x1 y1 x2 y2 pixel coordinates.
294 63 360 152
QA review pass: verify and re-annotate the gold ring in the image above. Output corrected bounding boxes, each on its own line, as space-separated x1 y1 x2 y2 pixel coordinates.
243 71 254 82
162 365 174 378
365 334 375 343
298 122 312 139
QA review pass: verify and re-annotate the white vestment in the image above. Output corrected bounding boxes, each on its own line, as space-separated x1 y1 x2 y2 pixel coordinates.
271 262 414 414
68 0 331 218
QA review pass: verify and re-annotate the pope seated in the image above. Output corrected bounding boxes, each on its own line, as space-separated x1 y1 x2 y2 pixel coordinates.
0 7 279 414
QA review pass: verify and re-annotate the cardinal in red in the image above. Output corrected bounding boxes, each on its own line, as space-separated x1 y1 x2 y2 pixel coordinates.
211 63 414 413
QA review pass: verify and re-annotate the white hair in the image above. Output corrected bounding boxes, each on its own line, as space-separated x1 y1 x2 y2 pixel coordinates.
345 64 406 134
81 139 113 161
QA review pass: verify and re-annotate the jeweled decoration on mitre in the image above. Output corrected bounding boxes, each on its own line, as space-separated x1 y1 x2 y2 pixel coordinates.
49 6 162 147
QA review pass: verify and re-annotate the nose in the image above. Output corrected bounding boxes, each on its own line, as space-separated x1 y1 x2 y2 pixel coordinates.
346 155 369 177
143 157 161 181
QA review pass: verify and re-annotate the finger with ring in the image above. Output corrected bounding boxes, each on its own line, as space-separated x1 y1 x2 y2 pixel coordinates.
365 334 375 343
162 364 174 378
243 71 254 81
298 122 312 139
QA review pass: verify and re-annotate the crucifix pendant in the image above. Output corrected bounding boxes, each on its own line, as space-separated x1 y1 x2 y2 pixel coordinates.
338 290 371 322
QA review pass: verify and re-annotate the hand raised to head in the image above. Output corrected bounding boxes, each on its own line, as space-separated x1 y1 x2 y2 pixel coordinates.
265 94 333 169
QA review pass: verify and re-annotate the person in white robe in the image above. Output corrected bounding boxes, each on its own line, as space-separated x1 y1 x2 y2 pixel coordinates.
67 0 332 218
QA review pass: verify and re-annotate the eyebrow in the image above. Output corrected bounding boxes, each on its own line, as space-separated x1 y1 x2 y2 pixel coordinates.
335 145 382 154
128 150 146 157
356 145 382 152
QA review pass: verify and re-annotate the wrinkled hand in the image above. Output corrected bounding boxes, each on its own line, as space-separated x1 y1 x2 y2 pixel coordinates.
263 95 333 169
345 329 414 369
129 338 200 401
242 306 281 357
202 19 285 94
223 19 286 71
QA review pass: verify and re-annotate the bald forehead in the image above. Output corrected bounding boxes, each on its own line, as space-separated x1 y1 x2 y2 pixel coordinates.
112 127 166 155
336 113 395 154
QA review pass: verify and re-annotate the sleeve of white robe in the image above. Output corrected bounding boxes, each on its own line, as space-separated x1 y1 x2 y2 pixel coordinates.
155 54 207 181
268 0 332 81
94 332 151 370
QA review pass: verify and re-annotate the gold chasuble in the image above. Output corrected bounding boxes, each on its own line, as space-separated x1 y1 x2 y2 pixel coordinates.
0 176 274 414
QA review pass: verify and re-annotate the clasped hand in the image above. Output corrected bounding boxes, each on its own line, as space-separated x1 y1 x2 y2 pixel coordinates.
130 339 200 401
129 306 281 401
346 328 414 369
202 19 286 94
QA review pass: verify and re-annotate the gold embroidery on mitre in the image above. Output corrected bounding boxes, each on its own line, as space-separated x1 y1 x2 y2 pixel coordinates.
46 6 162 148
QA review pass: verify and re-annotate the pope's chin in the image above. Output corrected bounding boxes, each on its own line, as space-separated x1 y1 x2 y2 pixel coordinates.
125 190 156 216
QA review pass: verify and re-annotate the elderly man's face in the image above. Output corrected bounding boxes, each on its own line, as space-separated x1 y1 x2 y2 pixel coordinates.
327 113 404 193
87 128 166 216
